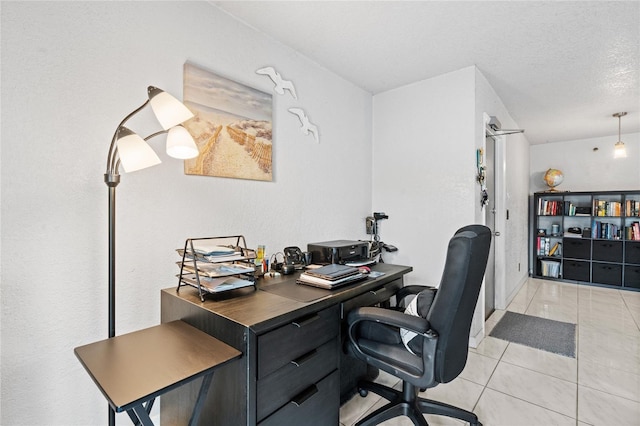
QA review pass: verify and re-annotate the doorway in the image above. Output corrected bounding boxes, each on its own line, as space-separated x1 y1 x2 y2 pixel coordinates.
484 133 496 319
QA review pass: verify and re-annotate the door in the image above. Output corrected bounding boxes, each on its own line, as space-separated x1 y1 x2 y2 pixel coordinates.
484 133 496 319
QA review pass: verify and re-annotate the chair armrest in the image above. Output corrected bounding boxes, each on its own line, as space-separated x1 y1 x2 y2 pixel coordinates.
395 285 436 308
346 306 439 388
348 306 431 335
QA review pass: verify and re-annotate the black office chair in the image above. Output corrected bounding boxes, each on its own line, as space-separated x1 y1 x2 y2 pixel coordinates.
346 225 491 426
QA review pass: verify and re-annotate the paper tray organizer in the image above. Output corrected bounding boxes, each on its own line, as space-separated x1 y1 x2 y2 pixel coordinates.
177 235 257 301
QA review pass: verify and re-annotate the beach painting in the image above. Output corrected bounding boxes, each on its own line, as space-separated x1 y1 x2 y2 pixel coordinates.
183 62 273 181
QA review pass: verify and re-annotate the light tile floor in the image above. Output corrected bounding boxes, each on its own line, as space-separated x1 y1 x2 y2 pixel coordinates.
339 278 640 426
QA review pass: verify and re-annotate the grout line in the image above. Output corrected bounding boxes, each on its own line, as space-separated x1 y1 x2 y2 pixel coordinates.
484 387 577 422
575 282 582 424
497 355 576 384
620 291 640 332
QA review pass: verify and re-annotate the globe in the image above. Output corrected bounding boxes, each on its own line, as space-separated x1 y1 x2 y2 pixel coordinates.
543 168 564 191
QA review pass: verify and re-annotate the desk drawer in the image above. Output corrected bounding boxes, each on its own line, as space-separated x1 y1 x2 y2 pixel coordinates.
258 304 339 379
257 338 338 421
258 369 339 426
340 279 403 319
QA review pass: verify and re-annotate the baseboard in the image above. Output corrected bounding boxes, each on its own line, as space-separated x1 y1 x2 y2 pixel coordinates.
468 327 483 348
496 274 528 310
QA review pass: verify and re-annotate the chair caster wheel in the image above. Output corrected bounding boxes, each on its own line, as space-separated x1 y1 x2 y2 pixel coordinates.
358 388 368 397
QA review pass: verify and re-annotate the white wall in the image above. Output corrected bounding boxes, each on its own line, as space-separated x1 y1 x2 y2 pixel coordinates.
530 132 640 193
0 2 373 425
372 67 477 287
372 66 530 345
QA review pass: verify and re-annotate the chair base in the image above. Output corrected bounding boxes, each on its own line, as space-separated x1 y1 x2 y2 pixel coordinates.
355 380 482 426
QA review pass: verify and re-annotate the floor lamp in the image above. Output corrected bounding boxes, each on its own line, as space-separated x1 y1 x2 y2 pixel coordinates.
104 86 198 426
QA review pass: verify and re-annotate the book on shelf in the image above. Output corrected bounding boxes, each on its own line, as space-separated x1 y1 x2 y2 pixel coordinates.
563 231 582 238
536 237 557 256
626 200 640 217
593 199 622 217
540 259 560 278
592 220 621 240
537 199 563 216
564 201 575 216
626 222 640 241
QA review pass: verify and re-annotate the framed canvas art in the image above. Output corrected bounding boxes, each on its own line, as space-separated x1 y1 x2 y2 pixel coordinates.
183 62 273 181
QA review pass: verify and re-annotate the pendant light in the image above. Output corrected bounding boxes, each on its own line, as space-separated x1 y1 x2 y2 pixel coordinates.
613 112 628 158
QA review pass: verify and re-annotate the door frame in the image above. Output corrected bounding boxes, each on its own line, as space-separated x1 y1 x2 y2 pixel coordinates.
484 132 496 319
483 114 507 313
471 114 508 347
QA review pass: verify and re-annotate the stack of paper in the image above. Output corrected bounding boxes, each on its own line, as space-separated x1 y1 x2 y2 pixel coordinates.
180 274 254 293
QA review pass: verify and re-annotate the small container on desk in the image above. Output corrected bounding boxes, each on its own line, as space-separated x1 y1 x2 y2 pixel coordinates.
177 235 258 301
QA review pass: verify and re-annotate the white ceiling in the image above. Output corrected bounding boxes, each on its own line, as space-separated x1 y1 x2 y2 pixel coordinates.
212 1 640 145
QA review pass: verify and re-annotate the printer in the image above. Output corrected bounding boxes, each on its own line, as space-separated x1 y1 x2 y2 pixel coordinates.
307 240 369 265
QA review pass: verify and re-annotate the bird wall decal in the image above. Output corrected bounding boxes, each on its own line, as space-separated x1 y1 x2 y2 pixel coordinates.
256 66 298 99
288 108 319 143
289 108 320 143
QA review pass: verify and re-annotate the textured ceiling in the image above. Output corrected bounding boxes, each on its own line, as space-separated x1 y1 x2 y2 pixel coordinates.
212 1 640 145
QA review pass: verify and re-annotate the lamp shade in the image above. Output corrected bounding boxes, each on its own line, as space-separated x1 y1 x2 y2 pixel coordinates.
166 125 199 159
614 141 627 158
115 127 162 172
147 86 194 130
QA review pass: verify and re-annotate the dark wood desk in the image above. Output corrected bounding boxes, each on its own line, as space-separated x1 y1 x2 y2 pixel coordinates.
74 321 241 426
160 263 412 426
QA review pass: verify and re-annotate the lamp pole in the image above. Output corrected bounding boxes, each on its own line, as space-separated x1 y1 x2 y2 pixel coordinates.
104 99 149 340
104 100 147 426
101 87 196 426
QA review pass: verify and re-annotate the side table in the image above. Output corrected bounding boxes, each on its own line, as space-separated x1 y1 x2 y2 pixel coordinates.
75 320 241 426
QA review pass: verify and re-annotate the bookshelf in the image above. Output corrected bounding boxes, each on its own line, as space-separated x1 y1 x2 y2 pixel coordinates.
532 190 640 290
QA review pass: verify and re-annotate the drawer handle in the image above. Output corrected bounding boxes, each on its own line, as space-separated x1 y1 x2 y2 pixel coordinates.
369 290 378 296
292 314 320 328
291 384 318 407
290 349 318 367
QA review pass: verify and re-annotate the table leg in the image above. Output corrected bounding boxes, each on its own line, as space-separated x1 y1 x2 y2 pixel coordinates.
129 404 155 426
188 372 214 426
126 399 155 426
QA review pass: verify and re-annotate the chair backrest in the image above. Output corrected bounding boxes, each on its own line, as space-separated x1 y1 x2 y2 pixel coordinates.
425 225 491 383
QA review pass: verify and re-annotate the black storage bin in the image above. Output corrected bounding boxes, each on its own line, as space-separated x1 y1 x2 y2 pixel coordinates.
592 240 623 262
563 260 590 282
592 262 622 286
625 241 640 265
563 238 591 260
624 265 640 289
